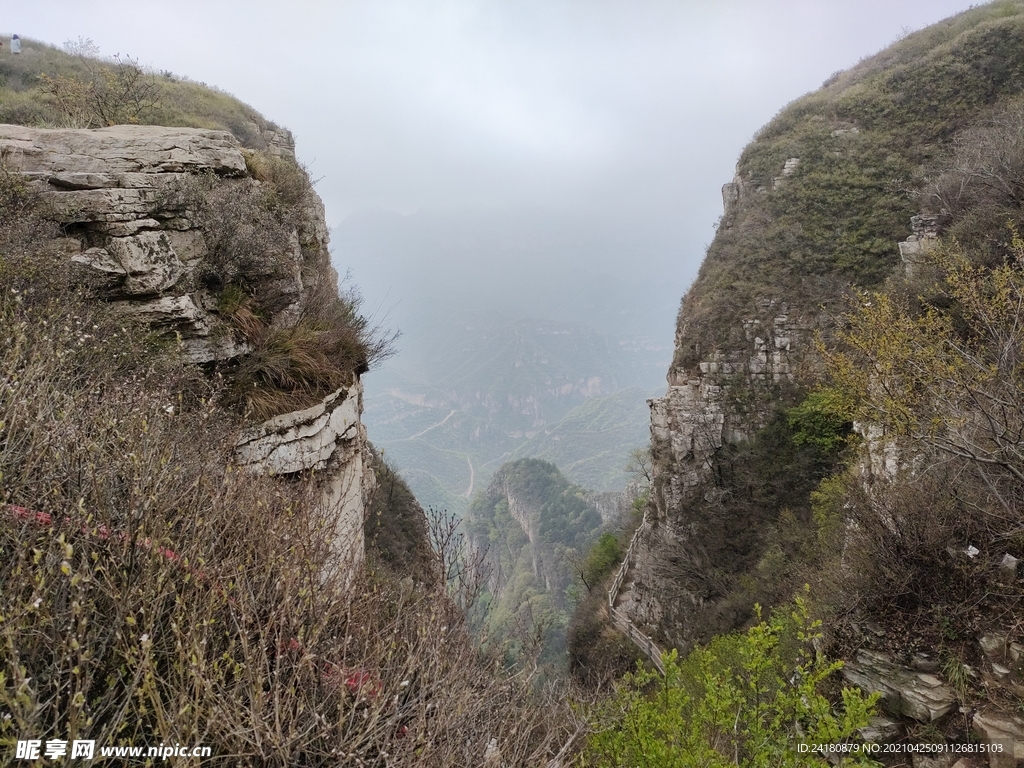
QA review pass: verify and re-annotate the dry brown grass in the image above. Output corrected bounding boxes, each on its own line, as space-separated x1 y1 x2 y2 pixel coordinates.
0 170 578 767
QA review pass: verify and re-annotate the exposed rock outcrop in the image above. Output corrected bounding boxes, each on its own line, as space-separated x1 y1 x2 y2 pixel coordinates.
0 124 306 364
972 709 1024 768
899 213 946 278
841 650 958 722
236 383 374 568
1 123 373 573
632 300 813 638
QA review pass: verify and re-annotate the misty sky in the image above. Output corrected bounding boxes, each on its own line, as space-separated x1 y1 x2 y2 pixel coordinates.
8 1 982 349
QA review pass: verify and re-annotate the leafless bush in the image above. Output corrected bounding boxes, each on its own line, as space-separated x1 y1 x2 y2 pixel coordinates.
927 96 1024 262
167 173 295 292
426 506 491 614
38 45 161 128
0 160 60 254
0 228 579 766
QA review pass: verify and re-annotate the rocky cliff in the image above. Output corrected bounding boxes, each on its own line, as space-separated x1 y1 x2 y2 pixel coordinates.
467 458 607 669
624 5 1024 758
0 123 373 570
631 2 1024 648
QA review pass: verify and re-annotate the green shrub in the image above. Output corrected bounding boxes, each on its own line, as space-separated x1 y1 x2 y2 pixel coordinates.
787 389 855 452
587 594 879 767
581 532 623 590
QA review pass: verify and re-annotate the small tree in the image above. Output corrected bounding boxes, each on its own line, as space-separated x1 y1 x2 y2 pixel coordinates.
425 506 490 612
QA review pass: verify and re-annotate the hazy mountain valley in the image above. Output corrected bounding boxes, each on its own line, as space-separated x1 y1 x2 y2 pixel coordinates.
4 2 1024 765
336 206 673 514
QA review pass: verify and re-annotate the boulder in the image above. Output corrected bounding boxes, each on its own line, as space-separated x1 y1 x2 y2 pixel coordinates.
972 709 1024 768
115 295 211 337
180 337 251 365
978 632 1024 696
842 650 958 722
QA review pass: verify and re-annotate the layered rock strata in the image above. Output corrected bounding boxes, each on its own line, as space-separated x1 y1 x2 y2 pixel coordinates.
236 383 374 569
0 123 372 571
0 124 307 363
633 299 812 638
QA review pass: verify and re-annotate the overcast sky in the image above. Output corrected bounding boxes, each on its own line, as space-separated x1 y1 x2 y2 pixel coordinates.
7 1 983 338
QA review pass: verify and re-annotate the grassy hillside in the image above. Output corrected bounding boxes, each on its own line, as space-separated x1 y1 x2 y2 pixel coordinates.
675 0 1024 371
619 3 1024 752
649 3 1024 637
0 36 282 144
572 3 1024 758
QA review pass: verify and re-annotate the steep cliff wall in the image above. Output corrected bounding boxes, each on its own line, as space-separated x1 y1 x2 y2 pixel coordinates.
631 5 1024 648
0 123 373 570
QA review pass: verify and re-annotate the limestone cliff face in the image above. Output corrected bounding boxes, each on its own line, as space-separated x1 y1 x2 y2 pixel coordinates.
468 459 604 616
1 124 301 363
0 123 373 570
634 295 814 640
650 302 812 516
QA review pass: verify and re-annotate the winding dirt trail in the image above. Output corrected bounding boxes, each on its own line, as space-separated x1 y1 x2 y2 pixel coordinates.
405 409 456 440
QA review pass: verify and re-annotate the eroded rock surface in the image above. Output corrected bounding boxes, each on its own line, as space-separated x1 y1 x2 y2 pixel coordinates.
631 299 812 638
0 124 246 176
2 123 372 573
0 124 315 364
972 709 1024 768
841 650 958 722
236 382 374 568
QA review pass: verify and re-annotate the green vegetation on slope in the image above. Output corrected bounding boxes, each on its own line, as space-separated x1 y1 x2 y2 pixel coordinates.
815 230 1024 657
588 596 877 768
467 459 606 672
0 36 282 144
630 4 1024 751
675 0 1024 371
649 0 1024 644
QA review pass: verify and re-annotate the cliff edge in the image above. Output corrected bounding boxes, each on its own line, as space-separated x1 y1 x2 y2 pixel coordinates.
0 123 373 568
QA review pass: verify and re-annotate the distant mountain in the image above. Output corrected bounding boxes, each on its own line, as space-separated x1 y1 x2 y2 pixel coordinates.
334 205 676 513
508 388 656 492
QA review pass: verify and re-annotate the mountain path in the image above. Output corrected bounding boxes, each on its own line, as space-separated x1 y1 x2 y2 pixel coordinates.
607 509 666 674
462 456 475 498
